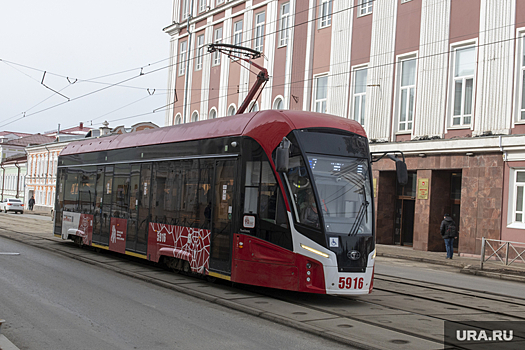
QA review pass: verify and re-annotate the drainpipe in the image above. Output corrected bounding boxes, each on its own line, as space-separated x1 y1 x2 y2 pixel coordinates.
499 135 508 162
15 161 20 199
0 163 4 201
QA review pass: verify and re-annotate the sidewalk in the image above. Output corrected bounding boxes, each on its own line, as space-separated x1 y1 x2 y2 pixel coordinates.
0 320 19 350
377 244 525 283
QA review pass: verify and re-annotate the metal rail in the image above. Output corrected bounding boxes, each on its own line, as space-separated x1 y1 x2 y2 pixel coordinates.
480 237 525 269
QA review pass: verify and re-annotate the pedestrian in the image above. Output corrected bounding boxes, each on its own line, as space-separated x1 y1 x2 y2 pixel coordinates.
28 196 35 211
440 213 458 259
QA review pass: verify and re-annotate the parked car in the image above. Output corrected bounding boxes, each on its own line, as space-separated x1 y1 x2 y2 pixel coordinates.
0 198 24 214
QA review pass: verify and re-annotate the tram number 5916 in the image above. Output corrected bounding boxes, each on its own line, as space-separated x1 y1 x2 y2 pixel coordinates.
338 277 364 289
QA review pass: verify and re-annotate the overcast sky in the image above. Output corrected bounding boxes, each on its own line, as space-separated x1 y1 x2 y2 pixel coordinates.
0 0 173 134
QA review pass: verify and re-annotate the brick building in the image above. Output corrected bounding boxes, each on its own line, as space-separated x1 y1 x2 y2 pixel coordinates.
164 0 525 255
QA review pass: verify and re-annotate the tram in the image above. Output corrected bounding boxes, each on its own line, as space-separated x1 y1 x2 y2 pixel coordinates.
54 110 405 295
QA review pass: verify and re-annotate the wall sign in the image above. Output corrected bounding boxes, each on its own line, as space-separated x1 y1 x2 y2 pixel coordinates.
417 178 429 200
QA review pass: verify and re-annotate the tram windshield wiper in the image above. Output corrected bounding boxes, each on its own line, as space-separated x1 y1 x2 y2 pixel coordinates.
348 197 369 236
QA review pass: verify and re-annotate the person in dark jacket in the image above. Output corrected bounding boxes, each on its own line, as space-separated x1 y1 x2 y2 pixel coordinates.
440 214 457 259
28 196 35 211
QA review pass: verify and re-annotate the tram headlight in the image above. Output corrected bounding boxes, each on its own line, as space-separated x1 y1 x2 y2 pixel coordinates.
300 244 329 258
306 277 311 282
307 270 311 276
306 263 311 269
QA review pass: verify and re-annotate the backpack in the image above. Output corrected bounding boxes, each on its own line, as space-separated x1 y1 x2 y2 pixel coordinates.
446 223 458 238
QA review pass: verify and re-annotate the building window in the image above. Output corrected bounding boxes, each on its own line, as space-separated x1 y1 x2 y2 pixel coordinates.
254 12 265 53
213 27 222 66
314 75 328 113
228 105 237 116
182 0 190 20
451 46 475 126
195 35 205 71
319 0 333 28
191 111 199 122
175 114 182 125
199 0 207 13
358 0 373 16
519 35 525 122
179 41 187 76
248 101 259 112
353 68 367 125
279 3 290 47
398 59 416 132
216 0 224 5
514 170 525 224
273 97 284 110
233 20 243 58
209 108 217 119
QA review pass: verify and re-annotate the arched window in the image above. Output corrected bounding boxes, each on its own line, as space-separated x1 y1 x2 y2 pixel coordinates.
248 101 259 112
209 108 217 119
228 104 237 116
191 111 199 122
273 97 284 110
175 114 182 125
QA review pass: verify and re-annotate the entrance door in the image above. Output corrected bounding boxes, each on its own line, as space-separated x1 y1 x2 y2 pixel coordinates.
209 159 236 274
450 172 462 249
394 172 416 246
99 166 113 245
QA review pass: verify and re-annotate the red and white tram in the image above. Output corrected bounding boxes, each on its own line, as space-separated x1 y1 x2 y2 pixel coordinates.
54 110 399 295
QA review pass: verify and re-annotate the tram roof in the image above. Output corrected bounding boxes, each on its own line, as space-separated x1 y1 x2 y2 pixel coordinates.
60 110 366 157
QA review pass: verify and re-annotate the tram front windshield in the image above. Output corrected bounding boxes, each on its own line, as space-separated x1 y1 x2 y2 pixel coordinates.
306 154 372 236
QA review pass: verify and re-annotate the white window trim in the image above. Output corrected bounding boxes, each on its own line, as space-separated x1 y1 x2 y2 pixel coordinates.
175 113 182 125
232 20 244 59
448 40 477 130
394 54 418 135
279 2 290 47
209 107 218 119
248 101 259 113
514 29 525 125
401 0 413 3
273 95 285 110
508 168 525 229
312 74 328 114
199 0 207 13
182 0 190 20
227 103 237 116
213 27 223 66
195 34 205 71
216 0 224 5
179 41 187 76
357 0 373 17
191 111 200 122
351 65 368 126
254 12 265 53
319 0 333 29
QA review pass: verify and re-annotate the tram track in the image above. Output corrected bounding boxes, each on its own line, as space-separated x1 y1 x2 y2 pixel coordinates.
2 218 524 349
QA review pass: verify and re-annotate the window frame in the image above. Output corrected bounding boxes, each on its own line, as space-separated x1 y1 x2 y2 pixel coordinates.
517 32 525 124
313 74 328 114
449 44 476 128
195 34 205 71
209 107 217 119
199 0 207 13
181 0 190 20
397 57 417 133
175 114 182 125
233 19 243 59
358 0 373 17
319 0 333 29
352 66 368 126
273 96 284 110
254 11 265 53
179 41 187 76
191 111 199 122
279 2 290 47
227 104 237 116
509 168 525 229
213 27 223 66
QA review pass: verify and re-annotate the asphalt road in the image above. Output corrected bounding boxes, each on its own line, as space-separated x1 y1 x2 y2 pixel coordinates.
376 257 525 299
0 237 351 350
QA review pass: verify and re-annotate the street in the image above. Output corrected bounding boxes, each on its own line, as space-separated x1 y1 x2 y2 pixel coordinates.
0 237 350 350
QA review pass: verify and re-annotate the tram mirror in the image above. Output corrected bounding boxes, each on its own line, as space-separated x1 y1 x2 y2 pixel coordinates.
276 137 291 172
396 161 408 186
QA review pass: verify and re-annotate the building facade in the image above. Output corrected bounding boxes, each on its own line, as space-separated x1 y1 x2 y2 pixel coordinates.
164 0 525 255
0 156 27 203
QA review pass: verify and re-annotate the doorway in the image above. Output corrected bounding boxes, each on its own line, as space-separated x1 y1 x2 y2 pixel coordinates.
394 172 417 246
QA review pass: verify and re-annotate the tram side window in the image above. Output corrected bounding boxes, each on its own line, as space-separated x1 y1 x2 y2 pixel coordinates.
244 161 261 214
79 166 96 215
112 164 131 219
151 162 172 224
55 168 66 234
64 170 80 212
182 160 199 226
198 160 214 230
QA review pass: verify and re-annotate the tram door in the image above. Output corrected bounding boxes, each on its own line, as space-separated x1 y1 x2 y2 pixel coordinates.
98 166 114 245
209 159 236 274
